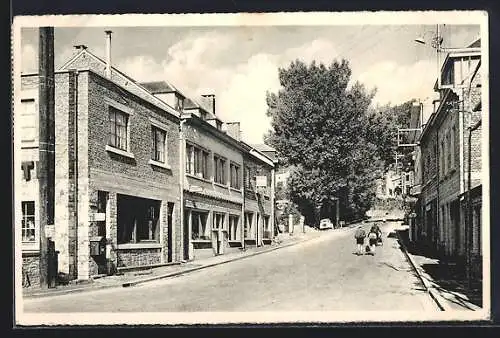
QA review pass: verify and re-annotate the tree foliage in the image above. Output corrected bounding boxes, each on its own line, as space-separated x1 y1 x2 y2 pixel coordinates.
265 59 413 224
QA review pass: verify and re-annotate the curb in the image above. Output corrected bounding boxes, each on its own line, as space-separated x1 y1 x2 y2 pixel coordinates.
24 231 332 299
122 233 326 287
395 230 448 311
22 283 123 300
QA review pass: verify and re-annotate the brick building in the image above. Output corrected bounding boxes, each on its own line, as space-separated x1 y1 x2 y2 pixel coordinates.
411 39 482 279
17 33 277 287
19 46 183 285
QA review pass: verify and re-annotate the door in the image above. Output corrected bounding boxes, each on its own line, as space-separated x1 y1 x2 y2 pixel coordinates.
97 191 108 275
167 202 174 262
183 210 190 260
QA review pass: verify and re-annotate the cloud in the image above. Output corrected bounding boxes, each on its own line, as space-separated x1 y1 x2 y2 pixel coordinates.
116 36 342 144
356 59 437 106
21 44 37 73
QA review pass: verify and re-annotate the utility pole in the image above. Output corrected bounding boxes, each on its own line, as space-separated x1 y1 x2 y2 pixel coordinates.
38 27 55 289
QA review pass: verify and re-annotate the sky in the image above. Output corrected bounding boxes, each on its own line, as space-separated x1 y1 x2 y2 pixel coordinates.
20 24 480 144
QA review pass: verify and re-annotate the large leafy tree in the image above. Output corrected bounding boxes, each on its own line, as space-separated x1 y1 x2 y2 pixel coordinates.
265 59 382 223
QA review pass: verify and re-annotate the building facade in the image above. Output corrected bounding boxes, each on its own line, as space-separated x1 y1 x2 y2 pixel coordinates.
410 39 482 281
17 39 277 287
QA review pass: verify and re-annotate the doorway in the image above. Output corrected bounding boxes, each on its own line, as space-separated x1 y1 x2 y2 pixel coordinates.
183 210 190 260
167 202 174 263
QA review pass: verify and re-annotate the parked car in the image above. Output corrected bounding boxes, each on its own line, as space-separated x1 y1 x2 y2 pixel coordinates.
319 218 334 230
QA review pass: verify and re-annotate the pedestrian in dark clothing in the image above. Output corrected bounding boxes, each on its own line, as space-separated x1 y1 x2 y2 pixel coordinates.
354 227 366 255
367 228 378 255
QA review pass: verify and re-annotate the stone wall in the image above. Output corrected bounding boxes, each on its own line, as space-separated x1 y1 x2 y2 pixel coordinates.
116 248 162 268
22 253 40 288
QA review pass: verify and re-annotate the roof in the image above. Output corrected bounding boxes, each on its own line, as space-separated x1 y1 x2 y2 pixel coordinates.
250 143 276 152
139 81 176 94
59 49 179 117
468 38 481 48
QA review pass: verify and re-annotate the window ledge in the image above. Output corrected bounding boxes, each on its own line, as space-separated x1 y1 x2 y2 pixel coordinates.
214 182 229 189
192 239 212 243
105 145 135 159
20 141 39 149
186 173 210 183
229 187 242 192
117 242 161 250
22 246 40 254
149 159 171 170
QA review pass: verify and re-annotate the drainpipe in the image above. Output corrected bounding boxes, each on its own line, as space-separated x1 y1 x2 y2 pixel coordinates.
467 119 481 289
179 119 186 261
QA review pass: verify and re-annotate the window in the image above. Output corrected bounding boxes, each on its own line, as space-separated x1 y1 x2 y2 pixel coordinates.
175 95 184 111
230 163 241 189
244 212 254 239
186 144 209 178
451 126 456 169
214 154 227 185
213 212 225 230
228 215 240 241
117 195 161 244
108 106 129 151
21 201 36 242
20 99 37 143
151 126 166 163
191 210 209 240
245 166 252 189
439 141 444 178
446 132 451 173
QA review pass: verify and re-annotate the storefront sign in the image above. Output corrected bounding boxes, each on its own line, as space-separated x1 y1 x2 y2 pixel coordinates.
45 224 55 238
89 213 106 222
256 176 267 187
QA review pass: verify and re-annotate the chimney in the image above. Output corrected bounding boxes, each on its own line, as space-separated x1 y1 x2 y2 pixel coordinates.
73 44 88 51
225 122 241 141
201 94 215 116
105 30 113 79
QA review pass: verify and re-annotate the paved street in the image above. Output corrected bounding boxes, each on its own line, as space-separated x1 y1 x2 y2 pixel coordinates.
23 222 438 312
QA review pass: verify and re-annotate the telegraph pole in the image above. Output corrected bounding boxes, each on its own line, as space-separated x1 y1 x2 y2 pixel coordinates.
38 27 55 289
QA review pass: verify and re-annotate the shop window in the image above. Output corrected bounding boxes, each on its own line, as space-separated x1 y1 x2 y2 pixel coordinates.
117 194 161 244
228 215 240 240
244 212 253 239
191 210 209 240
213 212 225 230
21 201 36 242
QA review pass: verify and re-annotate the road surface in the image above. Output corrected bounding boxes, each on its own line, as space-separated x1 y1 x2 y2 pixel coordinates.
23 222 438 312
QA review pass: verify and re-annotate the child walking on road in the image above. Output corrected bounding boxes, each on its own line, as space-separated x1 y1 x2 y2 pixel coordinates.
354 227 366 255
367 228 378 255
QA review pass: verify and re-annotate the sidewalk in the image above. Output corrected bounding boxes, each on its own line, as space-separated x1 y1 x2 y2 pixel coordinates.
23 225 347 299
395 227 482 311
